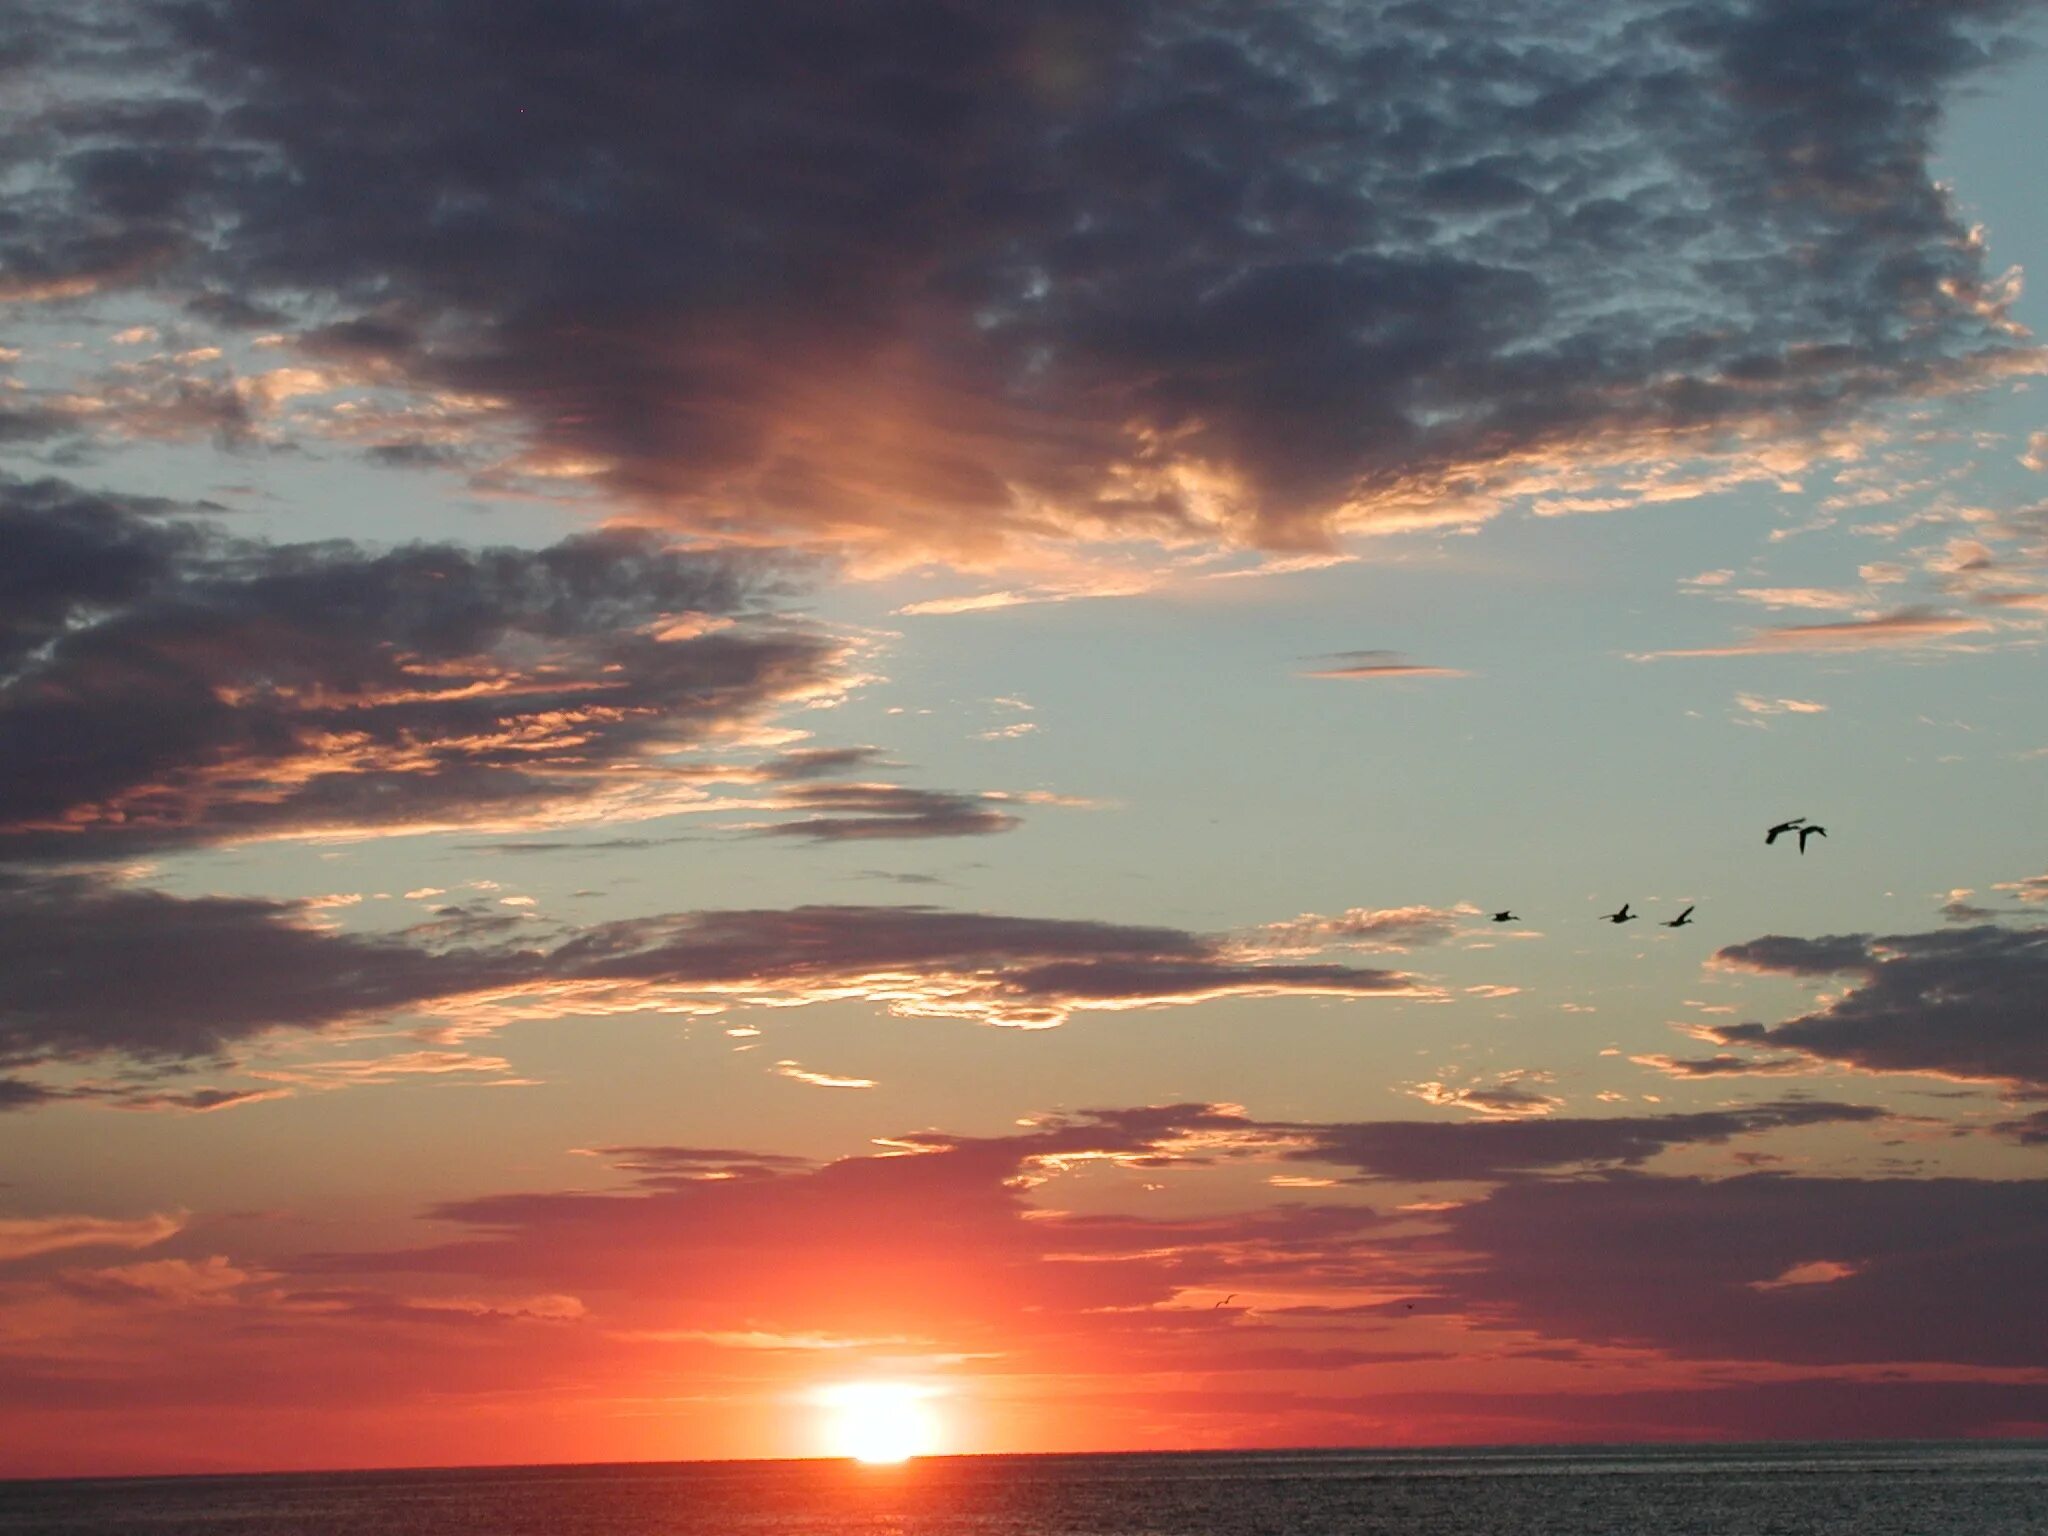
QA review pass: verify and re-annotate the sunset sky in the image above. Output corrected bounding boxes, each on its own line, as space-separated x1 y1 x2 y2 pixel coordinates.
2 0 2047 1478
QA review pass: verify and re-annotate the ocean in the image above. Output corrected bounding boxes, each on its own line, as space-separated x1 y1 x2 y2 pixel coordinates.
3 1442 2045 1535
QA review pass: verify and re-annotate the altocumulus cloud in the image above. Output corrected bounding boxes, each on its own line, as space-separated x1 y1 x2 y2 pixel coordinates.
1 0 2036 558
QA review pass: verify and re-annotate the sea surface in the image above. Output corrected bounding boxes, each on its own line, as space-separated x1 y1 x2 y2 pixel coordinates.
3 1442 2046 1536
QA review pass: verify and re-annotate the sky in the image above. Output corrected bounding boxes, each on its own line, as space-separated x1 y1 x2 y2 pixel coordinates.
1 0 2047 1478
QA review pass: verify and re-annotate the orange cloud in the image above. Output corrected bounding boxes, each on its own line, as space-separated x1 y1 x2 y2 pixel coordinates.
1638 607 1991 659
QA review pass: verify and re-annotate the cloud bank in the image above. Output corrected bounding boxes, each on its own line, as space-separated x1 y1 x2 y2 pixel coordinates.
3 0 2035 558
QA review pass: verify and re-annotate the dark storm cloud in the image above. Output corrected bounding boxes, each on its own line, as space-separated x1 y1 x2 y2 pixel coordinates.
1435 1171 2048 1366
1712 925 2048 1093
8 0 2035 552
0 475 851 858
0 877 1426 1068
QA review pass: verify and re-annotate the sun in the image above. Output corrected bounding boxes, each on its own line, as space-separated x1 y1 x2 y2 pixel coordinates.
814 1382 943 1463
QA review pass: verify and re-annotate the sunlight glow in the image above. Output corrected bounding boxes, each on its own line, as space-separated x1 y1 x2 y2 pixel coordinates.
814 1381 944 1463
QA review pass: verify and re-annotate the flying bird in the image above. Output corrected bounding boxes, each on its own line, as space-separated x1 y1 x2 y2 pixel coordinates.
1798 825 1827 853
1492 910 1518 923
1602 903 1636 924
1765 817 1807 845
1662 905 1695 928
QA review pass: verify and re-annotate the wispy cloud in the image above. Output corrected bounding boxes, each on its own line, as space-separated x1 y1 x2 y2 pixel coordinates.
771 1060 877 1091
744 784 1022 842
1253 905 1476 953
0 1212 183 1265
1299 651 1470 681
1734 694 1829 718
1638 607 1991 659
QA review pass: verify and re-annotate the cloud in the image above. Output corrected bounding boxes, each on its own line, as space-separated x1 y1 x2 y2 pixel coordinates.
0 1212 183 1265
497 905 1432 1030
1299 651 1471 681
1641 606 1993 659
747 783 1022 841
1992 1109 2048 1146
1434 1171 2048 1366
7 0 2037 560
0 1077 293 1114
1409 1073 1564 1122
101 1086 289 1113
0 871 1429 1068
1710 925 2048 1092
770 1060 877 1091
247 1052 531 1091
1733 694 1829 720
1630 1052 1816 1079
1 1099 2032 1464
1728 588 1868 612
0 1077 64 1112
1253 905 1475 953
1993 872 2048 905
1282 1100 1886 1182
0 476 854 860
328 1102 2000 1381
0 870 505 1064
574 1146 813 1183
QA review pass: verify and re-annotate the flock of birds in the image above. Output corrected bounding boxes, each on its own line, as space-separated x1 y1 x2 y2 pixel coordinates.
1487 816 1825 929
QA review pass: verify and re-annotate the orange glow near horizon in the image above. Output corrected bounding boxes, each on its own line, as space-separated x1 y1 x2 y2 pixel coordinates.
813 1382 945 1463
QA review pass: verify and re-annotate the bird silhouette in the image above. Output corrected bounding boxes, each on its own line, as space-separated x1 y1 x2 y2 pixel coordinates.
1215 1294 1236 1309
1492 910 1518 923
1662 905 1695 928
1797 824 1827 853
1765 817 1806 845
1602 903 1636 924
